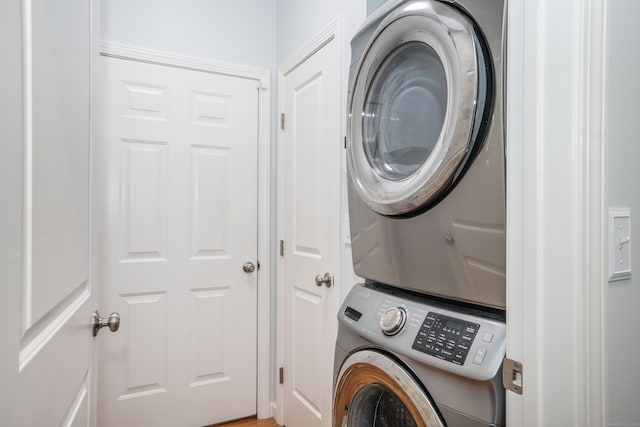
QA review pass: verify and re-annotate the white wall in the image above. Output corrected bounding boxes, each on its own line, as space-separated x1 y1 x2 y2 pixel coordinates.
606 1 640 425
276 0 367 303
101 0 276 70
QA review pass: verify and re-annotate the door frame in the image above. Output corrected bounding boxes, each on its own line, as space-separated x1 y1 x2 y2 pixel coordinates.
505 0 607 424
275 17 343 424
97 42 273 419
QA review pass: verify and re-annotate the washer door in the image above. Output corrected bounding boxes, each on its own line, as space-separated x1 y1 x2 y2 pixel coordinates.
334 350 445 427
348 0 491 216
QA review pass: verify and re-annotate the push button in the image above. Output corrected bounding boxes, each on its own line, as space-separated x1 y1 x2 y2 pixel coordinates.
442 349 454 358
473 347 487 365
482 332 494 343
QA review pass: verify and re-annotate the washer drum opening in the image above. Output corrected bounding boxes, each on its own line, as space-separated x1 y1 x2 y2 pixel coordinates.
333 350 445 427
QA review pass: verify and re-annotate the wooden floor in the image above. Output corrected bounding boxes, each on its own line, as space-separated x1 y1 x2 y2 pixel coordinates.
214 417 280 427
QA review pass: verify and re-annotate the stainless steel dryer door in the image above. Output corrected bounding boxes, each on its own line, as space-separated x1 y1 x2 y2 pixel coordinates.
334 350 445 427
348 0 489 216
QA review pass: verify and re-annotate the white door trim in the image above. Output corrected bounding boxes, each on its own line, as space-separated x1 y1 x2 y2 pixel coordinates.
275 16 343 424
278 18 341 77
505 0 607 424
100 42 270 89
99 42 272 419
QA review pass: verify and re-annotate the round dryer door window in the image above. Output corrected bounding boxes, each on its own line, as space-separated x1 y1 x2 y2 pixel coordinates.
362 41 447 182
334 350 445 427
348 1 492 216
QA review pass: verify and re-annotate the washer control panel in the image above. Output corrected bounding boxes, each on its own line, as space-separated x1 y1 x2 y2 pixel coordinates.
412 312 479 365
338 284 506 381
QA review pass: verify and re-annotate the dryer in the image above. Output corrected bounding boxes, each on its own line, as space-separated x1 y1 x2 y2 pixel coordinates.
334 283 506 426
347 0 506 308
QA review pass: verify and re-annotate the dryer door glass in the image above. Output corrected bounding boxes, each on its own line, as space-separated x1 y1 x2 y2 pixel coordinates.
362 42 447 181
348 384 418 427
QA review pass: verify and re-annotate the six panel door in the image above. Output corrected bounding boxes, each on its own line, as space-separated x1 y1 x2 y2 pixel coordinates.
99 56 259 427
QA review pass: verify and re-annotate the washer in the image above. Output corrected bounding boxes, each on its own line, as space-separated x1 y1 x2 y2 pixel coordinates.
347 0 507 308
334 283 505 426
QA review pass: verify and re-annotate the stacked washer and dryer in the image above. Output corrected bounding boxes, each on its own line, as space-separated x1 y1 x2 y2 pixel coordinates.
334 0 507 426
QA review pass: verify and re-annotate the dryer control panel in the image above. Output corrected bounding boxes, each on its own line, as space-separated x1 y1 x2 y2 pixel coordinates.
338 283 506 381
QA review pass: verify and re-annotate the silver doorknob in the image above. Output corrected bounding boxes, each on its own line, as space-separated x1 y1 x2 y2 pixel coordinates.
243 261 256 273
92 310 120 337
315 273 333 288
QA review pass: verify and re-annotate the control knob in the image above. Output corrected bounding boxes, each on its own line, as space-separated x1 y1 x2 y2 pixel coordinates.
380 307 407 336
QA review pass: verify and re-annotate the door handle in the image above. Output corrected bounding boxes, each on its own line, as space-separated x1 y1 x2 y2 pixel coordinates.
315 273 333 288
92 310 120 337
243 261 256 273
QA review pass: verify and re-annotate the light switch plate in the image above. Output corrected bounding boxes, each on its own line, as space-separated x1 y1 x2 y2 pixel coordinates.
609 208 632 282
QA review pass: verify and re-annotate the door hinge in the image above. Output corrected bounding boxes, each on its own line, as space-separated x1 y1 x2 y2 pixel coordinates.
279 367 284 384
256 79 267 90
280 113 285 130
502 358 523 395
280 240 284 256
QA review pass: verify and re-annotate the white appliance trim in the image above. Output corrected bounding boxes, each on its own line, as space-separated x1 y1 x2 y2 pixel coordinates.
99 41 272 419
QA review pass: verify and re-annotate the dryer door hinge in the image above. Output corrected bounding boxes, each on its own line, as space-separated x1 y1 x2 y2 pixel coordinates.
279 367 284 384
502 358 523 395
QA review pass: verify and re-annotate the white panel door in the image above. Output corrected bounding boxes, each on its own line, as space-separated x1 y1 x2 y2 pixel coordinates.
0 0 98 426
99 57 259 426
280 37 340 427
